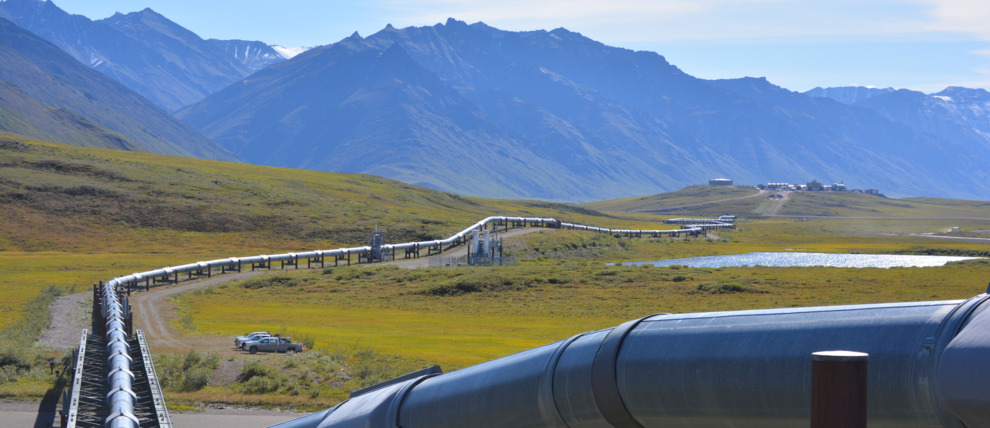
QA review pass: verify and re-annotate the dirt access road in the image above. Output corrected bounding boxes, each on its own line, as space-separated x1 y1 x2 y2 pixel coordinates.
43 227 545 355
752 190 789 216
132 271 265 353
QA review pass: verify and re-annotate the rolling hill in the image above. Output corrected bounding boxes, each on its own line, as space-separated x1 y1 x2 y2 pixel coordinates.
584 185 990 220
0 133 618 254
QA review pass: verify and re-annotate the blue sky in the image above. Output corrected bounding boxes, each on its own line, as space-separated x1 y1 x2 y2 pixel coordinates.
50 0 990 93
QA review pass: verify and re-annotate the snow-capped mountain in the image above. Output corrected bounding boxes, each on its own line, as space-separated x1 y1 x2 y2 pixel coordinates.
207 39 286 72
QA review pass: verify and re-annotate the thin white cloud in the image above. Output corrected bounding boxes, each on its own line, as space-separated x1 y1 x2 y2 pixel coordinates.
917 0 990 39
379 0 709 27
374 0 936 43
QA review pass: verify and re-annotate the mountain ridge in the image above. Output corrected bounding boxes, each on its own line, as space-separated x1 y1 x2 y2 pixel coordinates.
180 18 990 201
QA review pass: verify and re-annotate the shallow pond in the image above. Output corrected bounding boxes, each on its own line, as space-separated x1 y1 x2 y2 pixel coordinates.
621 252 983 268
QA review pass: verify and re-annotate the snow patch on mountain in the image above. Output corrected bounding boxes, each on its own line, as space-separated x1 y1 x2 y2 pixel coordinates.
273 45 309 59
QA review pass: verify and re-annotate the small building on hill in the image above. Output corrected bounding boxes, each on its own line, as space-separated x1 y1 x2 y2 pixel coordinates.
766 182 790 190
709 178 733 186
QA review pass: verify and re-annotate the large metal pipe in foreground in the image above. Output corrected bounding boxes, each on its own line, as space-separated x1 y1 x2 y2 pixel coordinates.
273 293 990 428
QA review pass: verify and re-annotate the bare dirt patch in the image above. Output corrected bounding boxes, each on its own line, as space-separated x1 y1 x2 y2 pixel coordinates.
753 190 789 216
36 290 91 351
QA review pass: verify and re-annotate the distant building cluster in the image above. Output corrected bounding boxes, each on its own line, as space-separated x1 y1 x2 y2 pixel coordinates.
759 182 847 191
757 182 884 195
708 178 879 195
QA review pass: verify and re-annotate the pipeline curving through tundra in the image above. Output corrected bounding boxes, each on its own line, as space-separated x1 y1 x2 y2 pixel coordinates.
82 216 731 428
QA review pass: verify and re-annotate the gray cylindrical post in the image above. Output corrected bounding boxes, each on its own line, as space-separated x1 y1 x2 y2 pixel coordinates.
811 350 868 428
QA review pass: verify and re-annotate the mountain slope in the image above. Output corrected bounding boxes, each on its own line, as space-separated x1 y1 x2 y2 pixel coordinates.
179 38 576 199
0 17 236 160
806 85 990 150
180 19 990 201
807 86 990 185
854 87 990 149
0 82 139 150
0 0 284 111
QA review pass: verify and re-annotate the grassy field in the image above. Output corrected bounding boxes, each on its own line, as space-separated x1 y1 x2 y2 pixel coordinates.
177 258 990 365
163 248 990 408
165 222 989 409
3 134 990 409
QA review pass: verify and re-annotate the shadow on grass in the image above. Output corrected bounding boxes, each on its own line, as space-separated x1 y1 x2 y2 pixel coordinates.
34 366 68 428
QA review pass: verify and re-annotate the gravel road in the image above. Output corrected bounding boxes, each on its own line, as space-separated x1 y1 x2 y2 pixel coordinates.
36 290 91 351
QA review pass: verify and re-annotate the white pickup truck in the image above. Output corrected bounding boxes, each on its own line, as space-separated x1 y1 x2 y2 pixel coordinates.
234 331 270 348
242 336 305 354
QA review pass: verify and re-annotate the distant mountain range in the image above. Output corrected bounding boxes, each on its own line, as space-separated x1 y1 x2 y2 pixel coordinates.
177 19 990 201
0 17 236 160
1 2 988 201
0 0 286 112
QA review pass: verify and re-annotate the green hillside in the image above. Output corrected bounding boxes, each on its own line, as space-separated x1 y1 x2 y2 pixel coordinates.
582 186 764 215
0 134 652 328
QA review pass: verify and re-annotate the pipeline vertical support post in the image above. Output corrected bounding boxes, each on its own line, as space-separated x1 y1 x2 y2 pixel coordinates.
811 350 868 428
